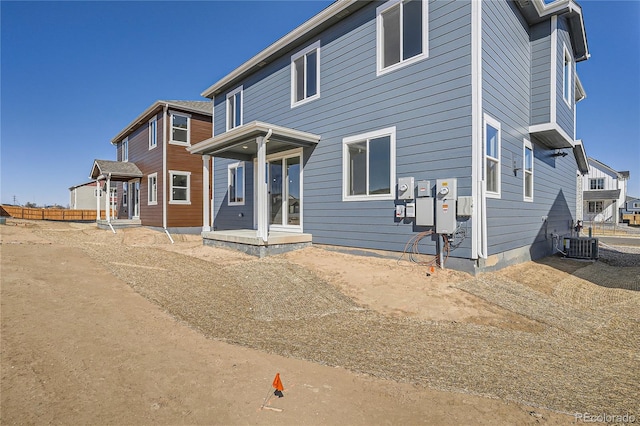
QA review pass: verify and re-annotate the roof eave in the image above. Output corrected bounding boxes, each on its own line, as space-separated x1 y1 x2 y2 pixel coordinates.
200 0 365 99
573 140 589 174
110 100 213 145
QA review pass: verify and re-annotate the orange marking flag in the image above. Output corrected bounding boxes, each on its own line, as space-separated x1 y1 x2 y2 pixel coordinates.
272 373 284 392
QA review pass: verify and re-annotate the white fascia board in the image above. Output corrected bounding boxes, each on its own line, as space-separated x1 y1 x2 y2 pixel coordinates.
110 101 212 145
529 122 575 147
532 0 590 61
575 72 586 102
187 121 321 155
200 0 360 99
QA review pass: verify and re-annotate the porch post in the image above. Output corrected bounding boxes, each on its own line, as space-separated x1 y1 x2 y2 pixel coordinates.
256 136 268 242
202 155 211 232
105 176 111 222
96 180 101 221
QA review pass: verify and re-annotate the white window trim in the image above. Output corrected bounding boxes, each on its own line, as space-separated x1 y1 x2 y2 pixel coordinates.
376 0 429 77
148 116 158 150
147 172 158 206
227 162 245 206
290 40 321 108
562 44 572 108
588 201 603 214
483 114 501 199
523 139 533 202
169 170 191 205
226 86 243 131
122 137 128 162
169 111 191 146
590 178 604 190
342 126 396 202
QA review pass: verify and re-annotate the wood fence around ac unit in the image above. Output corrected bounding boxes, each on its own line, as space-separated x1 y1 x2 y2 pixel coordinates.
0 205 106 221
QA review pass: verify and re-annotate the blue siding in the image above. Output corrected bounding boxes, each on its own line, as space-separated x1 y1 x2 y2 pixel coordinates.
482 0 576 257
213 0 474 259
530 20 551 125
208 0 580 265
555 16 575 138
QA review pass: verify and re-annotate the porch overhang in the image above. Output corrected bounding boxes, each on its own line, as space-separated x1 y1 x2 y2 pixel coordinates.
187 121 321 161
583 190 621 202
89 159 143 182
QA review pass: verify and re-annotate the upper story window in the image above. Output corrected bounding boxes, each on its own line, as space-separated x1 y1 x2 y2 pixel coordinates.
169 170 190 204
377 0 428 76
122 137 128 162
342 127 396 201
523 139 533 202
484 114 501 198
170 112 190 145
291 41 320 107
228 162 245 206
562 45 572 106
590 178 604 190
226 86 243 131
149 116 157 149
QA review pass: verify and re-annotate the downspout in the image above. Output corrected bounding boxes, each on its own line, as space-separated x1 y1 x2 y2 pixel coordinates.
162 103 174 244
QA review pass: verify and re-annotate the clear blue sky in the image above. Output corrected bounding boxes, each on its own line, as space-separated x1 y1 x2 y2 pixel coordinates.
1 0 639 207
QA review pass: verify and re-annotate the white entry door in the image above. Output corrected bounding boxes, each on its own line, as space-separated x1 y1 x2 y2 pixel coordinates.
265 150 302 231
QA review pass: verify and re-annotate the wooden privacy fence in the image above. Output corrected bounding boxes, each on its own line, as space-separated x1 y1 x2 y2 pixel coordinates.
0 205 105 221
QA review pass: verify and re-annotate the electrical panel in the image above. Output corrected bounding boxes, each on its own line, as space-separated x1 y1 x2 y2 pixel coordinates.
416 180 431 197
457 196 473 217
395 204 405 218
436 178 457 234
397 177 415 200
415 197 434 226
405 202 416 218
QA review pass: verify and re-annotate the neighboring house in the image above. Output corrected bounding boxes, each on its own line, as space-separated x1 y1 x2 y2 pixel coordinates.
69 181 102 210
580 157 629 223
90 100 212 232
625 197 640 214
188 0 590 273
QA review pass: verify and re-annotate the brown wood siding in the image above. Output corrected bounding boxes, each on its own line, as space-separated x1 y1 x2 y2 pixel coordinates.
166 112 212 228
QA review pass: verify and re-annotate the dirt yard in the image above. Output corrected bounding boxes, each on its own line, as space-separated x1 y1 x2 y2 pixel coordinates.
1 220 638 425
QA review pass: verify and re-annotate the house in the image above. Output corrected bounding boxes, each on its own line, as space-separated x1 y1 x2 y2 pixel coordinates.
579 157 629 224
625 197 640 214
69 181 103 210
90 100 212 232
188 0 590 273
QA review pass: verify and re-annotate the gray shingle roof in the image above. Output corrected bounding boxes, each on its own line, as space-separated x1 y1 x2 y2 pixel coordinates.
164 100 212 115
90 159 143 181
583 190 621 201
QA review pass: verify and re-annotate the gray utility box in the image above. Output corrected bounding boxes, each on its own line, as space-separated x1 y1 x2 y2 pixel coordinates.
415 197 434 226
436 178 457 234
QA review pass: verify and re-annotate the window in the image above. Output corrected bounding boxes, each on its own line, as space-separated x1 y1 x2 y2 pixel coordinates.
633 202 640 209
170 112 190 145
291 41 320 107
122 182 128 206
122 137 128 162
226 86 243 130
169 171 190 204
523 139 533 202
149 116 157 149
147 173 157 205
562 45 572 106
377 0 428 75
483 115 501 197
228 162 245 205
590 178 604 190
342 127 396 201
588 201 603 214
